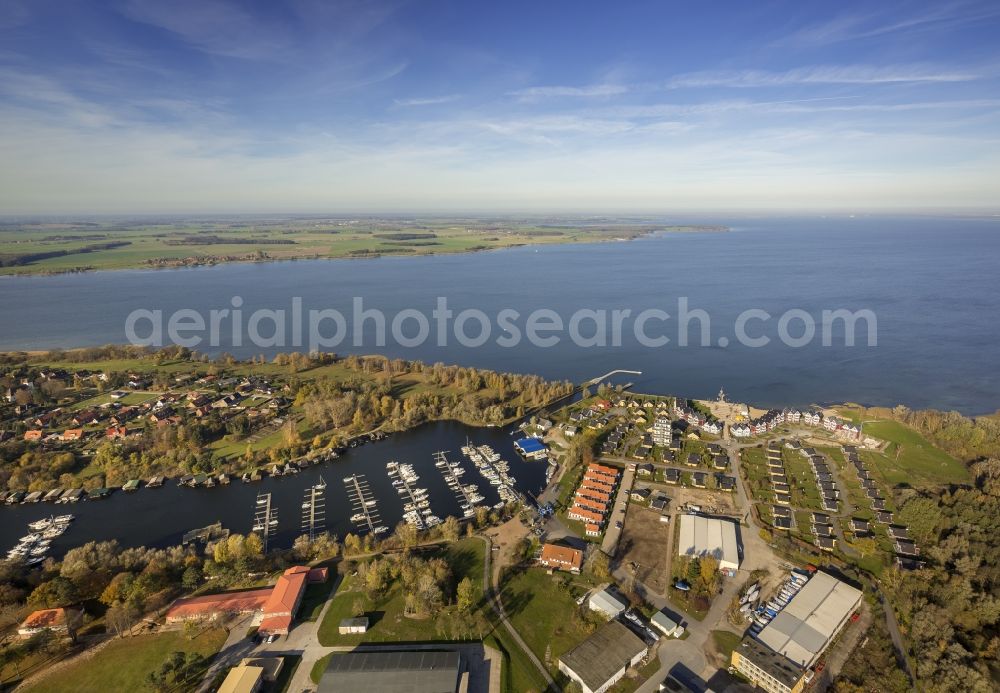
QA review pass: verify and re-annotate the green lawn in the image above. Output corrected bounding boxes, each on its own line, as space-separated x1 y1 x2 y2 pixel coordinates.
859 420 966 485
20 627 226 693
711 630 742 660
499 566 601 678
299 579 335 622
317 539 486 646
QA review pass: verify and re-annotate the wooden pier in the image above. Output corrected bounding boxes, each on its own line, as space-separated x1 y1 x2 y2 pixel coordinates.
343 474 382 535
434 451 480 517
301 478 327 542
252 492 277 553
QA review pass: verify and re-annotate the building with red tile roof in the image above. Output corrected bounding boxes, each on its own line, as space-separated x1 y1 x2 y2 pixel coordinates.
19 608 82 639
568 505 605 525
165 589 272 623
539 543 584 573
165 565 327 634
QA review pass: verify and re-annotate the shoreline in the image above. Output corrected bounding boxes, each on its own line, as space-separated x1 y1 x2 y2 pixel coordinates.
5 347 997 418
0 224 728 278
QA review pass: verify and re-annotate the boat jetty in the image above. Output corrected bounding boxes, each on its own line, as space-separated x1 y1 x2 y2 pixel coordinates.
182 521 230 546
343 473 387 536
462 442 523 507
6 514 74 565
434 451 484 519
387 461 441 531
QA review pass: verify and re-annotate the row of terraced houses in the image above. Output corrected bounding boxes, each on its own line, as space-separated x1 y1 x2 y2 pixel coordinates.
731 409 861 439
567 463 621 537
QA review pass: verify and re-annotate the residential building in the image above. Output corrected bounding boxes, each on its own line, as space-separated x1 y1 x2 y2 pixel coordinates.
539 543 584 573
18 608 82 639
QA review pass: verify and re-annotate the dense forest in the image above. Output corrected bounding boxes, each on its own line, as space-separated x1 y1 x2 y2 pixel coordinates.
834 407 1000 692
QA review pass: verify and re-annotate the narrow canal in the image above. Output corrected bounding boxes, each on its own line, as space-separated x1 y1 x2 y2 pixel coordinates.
0 420 549 558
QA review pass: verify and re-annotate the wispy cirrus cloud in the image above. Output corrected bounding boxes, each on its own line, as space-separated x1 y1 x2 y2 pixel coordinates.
393 94 461 107
778 2 1000 47
668 64 979 88
508 83 629 100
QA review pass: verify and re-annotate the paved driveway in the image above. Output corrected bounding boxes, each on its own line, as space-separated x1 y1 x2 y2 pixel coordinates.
602 466 636 555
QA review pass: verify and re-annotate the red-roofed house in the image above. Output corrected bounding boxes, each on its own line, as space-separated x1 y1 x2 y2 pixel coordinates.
19 608 82 639
106 426 129 439
24 430 42 442
539 543 583 573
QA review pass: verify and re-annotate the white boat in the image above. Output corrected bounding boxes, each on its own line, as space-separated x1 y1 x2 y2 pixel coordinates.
28 518 52 531
350 513 365 522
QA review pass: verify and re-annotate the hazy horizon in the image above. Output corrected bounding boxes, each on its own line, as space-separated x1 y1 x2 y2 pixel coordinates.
2 0 999 214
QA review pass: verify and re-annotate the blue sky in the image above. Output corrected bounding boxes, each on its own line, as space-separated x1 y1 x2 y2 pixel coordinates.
1 0 999 213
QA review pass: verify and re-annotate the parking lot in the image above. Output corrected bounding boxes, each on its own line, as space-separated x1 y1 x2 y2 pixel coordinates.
601 466 636 555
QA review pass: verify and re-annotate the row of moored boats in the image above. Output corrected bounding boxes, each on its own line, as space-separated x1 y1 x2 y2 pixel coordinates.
741 571 810 636
462 443 522 507
6 515 75 565
388 461 442 530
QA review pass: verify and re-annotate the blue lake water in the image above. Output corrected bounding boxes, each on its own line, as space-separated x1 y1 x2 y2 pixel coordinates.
0 421 544 556
1 214 998 414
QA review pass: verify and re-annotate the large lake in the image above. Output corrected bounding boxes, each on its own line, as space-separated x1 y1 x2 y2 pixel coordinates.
2 215 998 414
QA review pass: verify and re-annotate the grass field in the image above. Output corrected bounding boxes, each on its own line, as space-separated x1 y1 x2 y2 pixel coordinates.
499 566 602 678
20 627 226 693
0 220 720 276
317 539 486 646
836 409 966 485
710 629 742 661
310 537 549 692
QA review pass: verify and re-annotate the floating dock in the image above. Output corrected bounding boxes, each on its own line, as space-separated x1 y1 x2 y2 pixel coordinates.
182 521 230 545
344 474 385 536
388 462 440 530
434 451 483 519
463 442 523 507
301 478 327 542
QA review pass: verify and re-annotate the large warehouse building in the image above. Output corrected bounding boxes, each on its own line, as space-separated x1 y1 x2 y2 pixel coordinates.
318 651 462 693
677 514 740 571
559 620 648 693
732 571 863 693
756 571 863 668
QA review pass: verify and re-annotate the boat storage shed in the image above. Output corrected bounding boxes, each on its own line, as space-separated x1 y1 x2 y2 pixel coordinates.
677 514 740 571
756 571 863 668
